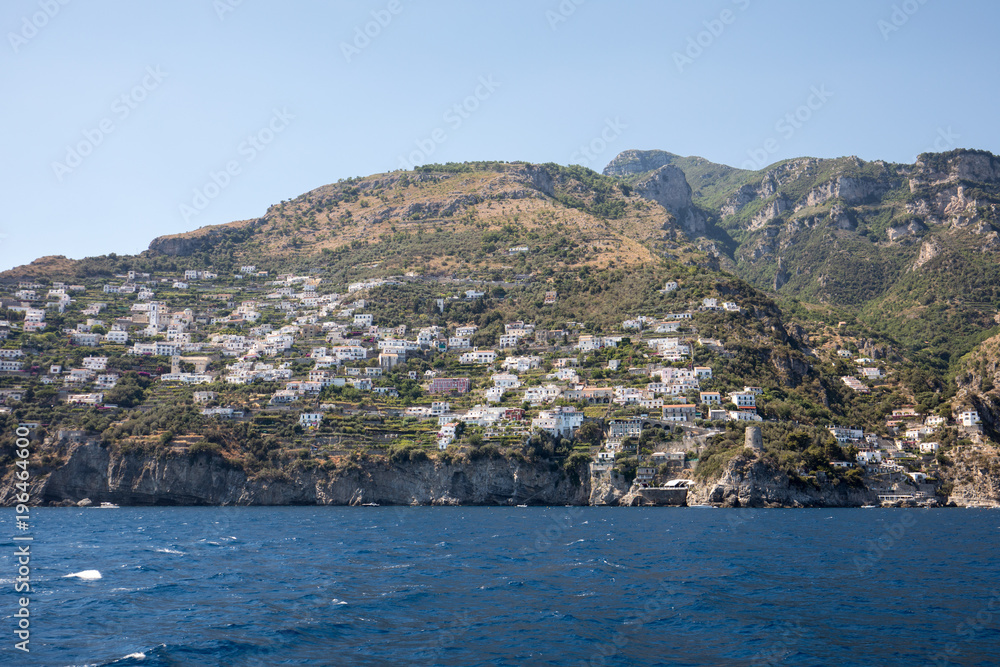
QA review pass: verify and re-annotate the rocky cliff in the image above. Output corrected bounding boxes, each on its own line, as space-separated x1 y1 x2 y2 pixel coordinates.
686 452 878 508
10 440 997 508
2 443 590 506
630 165 709 236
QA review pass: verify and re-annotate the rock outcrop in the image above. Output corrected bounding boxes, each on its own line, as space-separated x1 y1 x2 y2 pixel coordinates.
941 447 1000 507
602 149 679 178
631 165 709 236
686 453 877 508
588 471 632 505
149 219 262 256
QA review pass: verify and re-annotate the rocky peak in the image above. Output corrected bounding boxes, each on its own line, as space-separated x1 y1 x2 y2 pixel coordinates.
602 149 679 178
914 149 1000 187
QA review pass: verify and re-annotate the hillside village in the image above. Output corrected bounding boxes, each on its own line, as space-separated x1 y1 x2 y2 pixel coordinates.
0 262 990 507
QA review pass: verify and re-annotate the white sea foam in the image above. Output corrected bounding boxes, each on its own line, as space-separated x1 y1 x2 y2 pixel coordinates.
331 598 348 605
64 569 102 580
154 548 186 555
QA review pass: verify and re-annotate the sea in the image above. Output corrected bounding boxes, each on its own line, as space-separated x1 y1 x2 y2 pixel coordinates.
1 507 998 666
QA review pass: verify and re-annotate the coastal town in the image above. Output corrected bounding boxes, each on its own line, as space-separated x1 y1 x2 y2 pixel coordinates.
0 266 989 506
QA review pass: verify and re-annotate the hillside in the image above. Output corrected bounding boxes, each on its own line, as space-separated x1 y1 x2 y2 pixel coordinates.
1 156 999 507
605 149 1000 370
2 162 713 286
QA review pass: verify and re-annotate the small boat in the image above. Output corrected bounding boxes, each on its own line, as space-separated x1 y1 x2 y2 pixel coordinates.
688 504 716 508
98 502 120 509
860 505 878 509
361 502 379 507
516 504 528 508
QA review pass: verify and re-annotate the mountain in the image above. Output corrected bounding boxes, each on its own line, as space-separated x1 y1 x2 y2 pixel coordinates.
605 149 1000 369
5 161 714 284
3 155 1000 507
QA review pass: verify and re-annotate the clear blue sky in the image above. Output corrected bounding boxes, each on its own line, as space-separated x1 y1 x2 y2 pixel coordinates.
2 0 998 271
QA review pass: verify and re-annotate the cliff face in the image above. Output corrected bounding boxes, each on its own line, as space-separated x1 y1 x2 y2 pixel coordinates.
10 441 998 508
686 453 877 508
588 472 631 505
940 447 1000 507
631 165 709 236
2 443 590 507
148 218 262 257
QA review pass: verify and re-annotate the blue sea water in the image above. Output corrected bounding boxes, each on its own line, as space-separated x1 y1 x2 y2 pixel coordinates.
0 507 998 666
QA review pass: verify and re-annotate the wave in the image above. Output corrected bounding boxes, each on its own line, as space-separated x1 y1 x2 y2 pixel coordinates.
154 548 186 555
64 569 102 580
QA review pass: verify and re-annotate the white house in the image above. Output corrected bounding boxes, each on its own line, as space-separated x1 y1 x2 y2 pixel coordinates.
502 356 541 372
94 374 119 389
727 410 762 422
959 410 981 427
828 426 863 443
728 392 756 409
299 413 323 429
574 335 604 352
498 333 524 349
82 356 108 371
857 450 883 465
532 407 583 438
655 321 682 333
66 393 103 405
459 349 497 365
523 384 562 404
491 373 521 390
699 391 721 405
103 329 128 345
330 345 368 361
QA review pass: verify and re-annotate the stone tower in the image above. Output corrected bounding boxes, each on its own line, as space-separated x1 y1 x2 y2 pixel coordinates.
745 425 763 452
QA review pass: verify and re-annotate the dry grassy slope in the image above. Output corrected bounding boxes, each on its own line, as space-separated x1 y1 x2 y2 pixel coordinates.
146 164 705 273
0 255 83 282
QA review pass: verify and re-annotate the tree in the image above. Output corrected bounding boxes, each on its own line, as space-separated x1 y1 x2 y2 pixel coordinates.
575 420 603 447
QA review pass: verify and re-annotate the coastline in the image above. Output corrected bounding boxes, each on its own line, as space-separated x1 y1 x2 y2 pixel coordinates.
4 441 994 509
